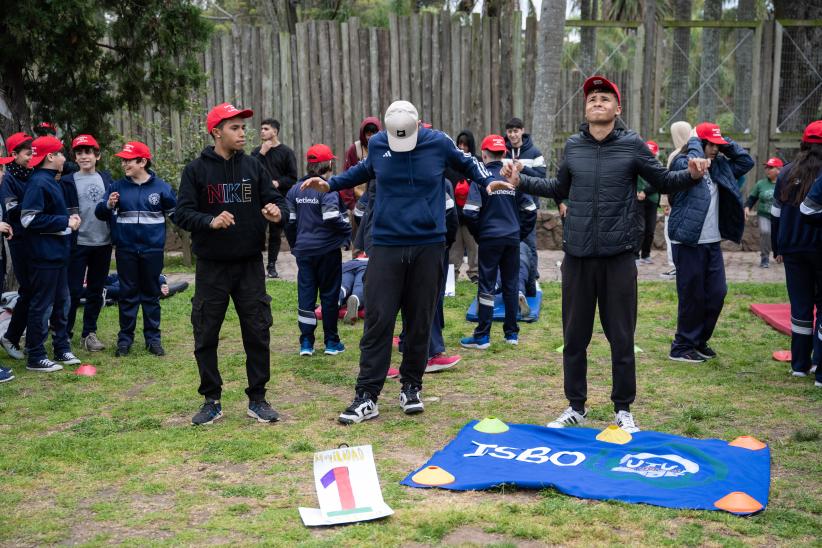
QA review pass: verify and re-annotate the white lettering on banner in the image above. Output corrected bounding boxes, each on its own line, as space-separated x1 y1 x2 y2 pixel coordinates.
296 197 320 204
611 453 699 478
463 442 586 467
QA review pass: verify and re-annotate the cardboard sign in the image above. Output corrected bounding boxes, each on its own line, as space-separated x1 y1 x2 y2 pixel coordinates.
299 445 393 526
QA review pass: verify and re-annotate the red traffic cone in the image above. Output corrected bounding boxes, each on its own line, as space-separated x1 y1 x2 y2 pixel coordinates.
74 364 97 376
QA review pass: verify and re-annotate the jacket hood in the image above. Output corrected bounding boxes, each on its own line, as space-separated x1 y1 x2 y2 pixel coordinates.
200 145 247 163
505 132 535 152
579 118 628 143
456 129 477 156
359 117 382 147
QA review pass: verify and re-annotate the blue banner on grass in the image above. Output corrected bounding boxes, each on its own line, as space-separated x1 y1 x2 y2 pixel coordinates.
401 421 770 515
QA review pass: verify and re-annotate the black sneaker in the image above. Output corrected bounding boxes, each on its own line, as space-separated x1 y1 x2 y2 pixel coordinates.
115 345 131 357
192 399 223 425
399 384 424 415
248 400 280 423
55 352 81 365
695 345 717 360
338 392 379 424
469 275 479 284
669 350 706 363
26 358 63 372
266 265 279 279
146 341 165 356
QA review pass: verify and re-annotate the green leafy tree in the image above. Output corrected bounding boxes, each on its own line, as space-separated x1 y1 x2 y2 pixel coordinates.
0 1 211 143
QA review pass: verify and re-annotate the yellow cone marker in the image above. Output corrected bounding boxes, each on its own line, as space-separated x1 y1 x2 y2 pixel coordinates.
596 425 633 445
473 417 509 434
412 466 455 486
728 436 767 450
713 491 763 514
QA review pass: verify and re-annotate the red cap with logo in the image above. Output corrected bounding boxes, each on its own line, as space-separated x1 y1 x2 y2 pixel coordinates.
0 132 33 164
114 141 152 160
207 102 253 133
306 144 336 163
764 157 784 168
695 122 728 145
802 120 822 144
29 136 64 167
71 134 100 150
583 75 621 106
480 134 507 152
646 140 659 156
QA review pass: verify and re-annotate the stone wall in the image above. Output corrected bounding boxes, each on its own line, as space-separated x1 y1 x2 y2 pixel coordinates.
534 210 765 251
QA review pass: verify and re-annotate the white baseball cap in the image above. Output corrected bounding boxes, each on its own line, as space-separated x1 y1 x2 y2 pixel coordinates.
384 100 419 152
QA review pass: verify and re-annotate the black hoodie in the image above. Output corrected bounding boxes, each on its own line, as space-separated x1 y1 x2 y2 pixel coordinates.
174 146 286 261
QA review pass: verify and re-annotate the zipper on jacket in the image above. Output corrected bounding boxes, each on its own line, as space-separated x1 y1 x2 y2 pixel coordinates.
593 145 601 256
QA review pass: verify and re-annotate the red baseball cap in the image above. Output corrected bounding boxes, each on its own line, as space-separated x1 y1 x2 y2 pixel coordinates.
480 134 507 152
646 140 659 156
802 120 822 144
114 141 152 160
207 102 253 133
29 136 64 167
306 144 336 163
71 134 100 150
583 75 621 106
0 132 33 163
764 157 784 168
695 122 728 145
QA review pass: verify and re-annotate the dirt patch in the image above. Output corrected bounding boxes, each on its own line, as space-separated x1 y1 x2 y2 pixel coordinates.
124 380 155 399
441 525 544 547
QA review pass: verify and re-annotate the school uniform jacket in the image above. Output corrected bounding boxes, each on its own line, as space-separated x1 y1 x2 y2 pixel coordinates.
20 168 71 268
285 176 351 257
463 161 537 243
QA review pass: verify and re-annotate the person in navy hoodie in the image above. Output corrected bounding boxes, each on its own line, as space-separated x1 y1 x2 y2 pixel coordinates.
0 132 34 363
772 120 822 386
461 134 537 349
302 101 501 424
668 122 753 363
0 152 17 382
20 136 82 372
61 134 113 352
285 144 350 357
95 141 176 357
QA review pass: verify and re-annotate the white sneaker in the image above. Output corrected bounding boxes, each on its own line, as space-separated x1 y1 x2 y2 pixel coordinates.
810 365 818 374
1 337 24 360
546 406 587 428
615 410 640 433
344 294 359 325
518 292 531 317
815 380 822 388
338 393 379 424
791 370 808 377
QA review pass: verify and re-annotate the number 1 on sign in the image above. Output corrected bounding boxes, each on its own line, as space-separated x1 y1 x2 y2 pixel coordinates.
320 466 373 517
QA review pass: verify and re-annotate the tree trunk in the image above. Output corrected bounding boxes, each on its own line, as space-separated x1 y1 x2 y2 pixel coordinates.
0 60 31 140
641 0 657 136
666 0 692 125
579 0 597 77
531 0 566 167
698 0 722 122
733 0 756 132
773 0 822 132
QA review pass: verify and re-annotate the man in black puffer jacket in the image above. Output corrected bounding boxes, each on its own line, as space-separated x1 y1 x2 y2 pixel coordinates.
502 75 709 434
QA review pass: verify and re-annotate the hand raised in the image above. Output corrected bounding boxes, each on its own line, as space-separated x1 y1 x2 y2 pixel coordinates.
300 177 330 193
687 158 711 180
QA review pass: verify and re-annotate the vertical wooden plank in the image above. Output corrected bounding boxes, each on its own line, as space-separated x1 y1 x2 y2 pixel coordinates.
523 16 537 129
307 21 320 145
629 24 644 133
421 13 432 123
439 12 451 135
389 14 401 100
430 14 441 130
279 33 293 147
329 22 344 158
317 22 333 146
341 22 354 154
290 33 302 161
296 23 311 160
204 38 215 109
399 16 411 100
499 15 513 125
370 28 381 116
452 22 462 135
171 109 182 161
220 32 232 101
260 27 273 118
460 22 471 131
512 11 523 120
359 29 371 117
378 29 390 114
470 14 483 132
232 24 242 103
487 16 498 133
348 17 362 124
410 14 422 110
252 26 264 128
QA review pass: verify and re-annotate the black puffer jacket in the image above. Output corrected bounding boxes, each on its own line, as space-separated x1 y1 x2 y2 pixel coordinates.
518 119 699 258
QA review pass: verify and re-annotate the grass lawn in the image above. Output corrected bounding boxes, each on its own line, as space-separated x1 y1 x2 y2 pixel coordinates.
0 278 819 546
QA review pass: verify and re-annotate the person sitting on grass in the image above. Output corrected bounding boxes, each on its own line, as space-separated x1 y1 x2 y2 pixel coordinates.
339 252 368 325
285 144 350 357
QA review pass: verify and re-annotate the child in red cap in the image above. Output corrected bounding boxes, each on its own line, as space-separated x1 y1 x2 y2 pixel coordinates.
744 157 783 268
285 144 350 357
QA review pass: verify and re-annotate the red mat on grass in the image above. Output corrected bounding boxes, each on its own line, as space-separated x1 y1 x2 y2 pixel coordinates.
315 306 365 320
750 303 818 337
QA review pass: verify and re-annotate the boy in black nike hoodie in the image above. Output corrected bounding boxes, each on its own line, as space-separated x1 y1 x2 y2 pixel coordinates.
174 103 286 426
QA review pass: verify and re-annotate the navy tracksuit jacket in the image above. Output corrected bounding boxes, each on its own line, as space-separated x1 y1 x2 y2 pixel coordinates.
1 168 34 345
285 176 351 346
95 173 176 347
